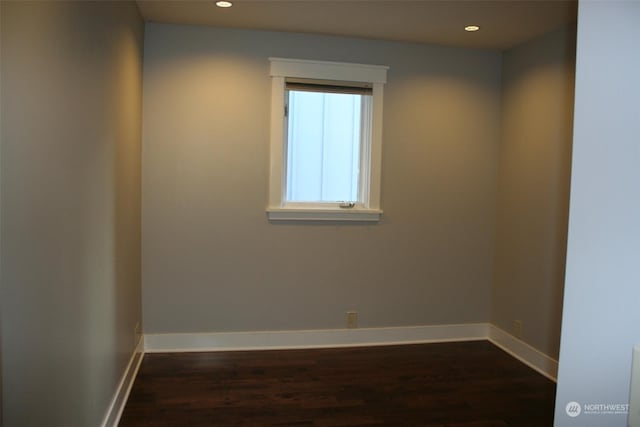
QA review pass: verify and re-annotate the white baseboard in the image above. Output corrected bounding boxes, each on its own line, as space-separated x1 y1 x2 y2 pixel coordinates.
488 325 558 382
144 323 490 353
101 337 145 427
144 324 558 381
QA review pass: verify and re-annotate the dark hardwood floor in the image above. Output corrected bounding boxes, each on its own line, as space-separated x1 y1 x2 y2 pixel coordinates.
119 341 555 426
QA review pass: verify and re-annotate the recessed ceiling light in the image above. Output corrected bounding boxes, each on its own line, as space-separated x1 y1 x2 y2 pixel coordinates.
465 25 480 32
216 1 233 7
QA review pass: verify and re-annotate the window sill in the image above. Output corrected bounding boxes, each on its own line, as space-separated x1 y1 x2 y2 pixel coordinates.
267 207 382 222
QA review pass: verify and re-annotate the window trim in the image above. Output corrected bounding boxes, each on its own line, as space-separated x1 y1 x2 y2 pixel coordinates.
267 58 388 222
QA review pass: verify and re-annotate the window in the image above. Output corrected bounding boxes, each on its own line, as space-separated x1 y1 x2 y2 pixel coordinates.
267 58 388 221
286 82 368 204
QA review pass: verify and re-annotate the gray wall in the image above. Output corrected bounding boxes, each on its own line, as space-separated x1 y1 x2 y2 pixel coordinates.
492 28 576 358
0 2 143 426
554 1 640 426
142 24 502 334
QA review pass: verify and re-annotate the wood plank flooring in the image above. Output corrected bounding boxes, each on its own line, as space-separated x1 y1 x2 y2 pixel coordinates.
119 341 555 426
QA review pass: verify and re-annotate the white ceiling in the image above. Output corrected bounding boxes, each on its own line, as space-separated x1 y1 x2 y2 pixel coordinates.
136 0 577 51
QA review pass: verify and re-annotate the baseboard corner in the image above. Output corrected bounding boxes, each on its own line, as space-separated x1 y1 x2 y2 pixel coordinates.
488 324 558 382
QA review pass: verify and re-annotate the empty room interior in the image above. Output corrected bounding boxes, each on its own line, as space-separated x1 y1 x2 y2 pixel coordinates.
1 1 640 426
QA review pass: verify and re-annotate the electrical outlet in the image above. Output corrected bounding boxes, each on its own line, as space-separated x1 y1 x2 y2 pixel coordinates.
346 311 358 329
513 320 522 339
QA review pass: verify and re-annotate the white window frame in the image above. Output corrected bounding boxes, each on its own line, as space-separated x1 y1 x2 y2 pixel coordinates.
267 58 388 221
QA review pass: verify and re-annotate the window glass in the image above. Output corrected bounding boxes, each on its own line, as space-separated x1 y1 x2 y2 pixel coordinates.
286 90 365 203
